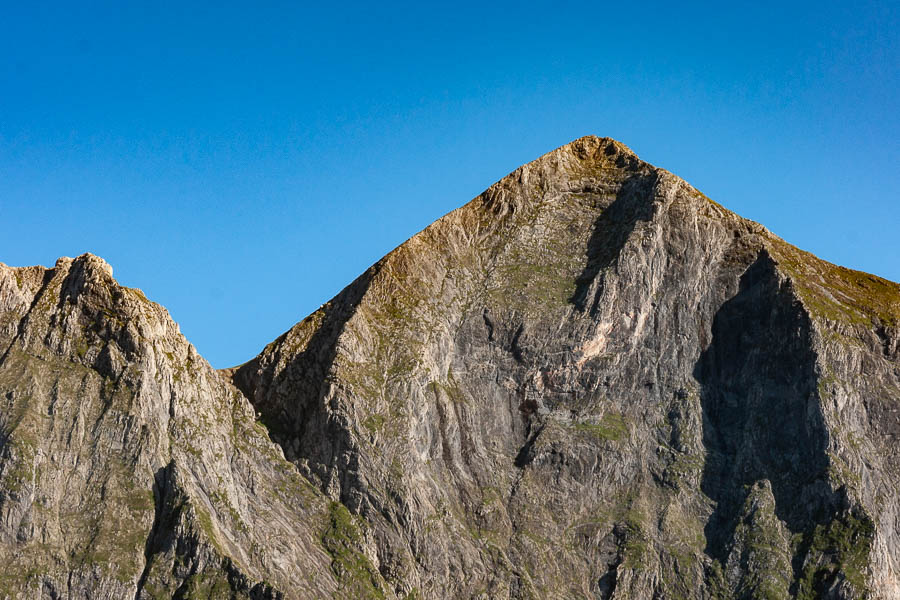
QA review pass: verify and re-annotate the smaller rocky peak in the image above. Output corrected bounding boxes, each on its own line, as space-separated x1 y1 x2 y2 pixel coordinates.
57 253 117 305
0 255 113 310
0 253 184 376
53 252 113 280
70 252 114 278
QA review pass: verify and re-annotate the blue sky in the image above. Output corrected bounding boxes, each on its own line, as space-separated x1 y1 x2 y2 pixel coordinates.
2 1 897 367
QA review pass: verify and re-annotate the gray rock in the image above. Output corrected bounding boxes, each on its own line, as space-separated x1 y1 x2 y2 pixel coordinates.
2 136 898 599
0 254 375 598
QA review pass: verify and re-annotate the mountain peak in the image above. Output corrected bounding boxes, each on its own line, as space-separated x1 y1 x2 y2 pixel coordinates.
2 140 899 599
55 252 114 278
229 138 900 599
560 134 639 158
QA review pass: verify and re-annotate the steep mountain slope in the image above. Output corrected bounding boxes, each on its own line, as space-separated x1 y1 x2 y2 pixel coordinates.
231 136 900 599
0 255 389 599
1 136 898 599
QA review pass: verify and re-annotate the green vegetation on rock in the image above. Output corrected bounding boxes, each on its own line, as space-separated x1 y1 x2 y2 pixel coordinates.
574 412 628 442
795 512 874 599
321 502 387 599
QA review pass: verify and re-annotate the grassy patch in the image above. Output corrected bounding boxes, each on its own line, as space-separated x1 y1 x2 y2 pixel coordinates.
768 238 900 328
321 502 386 599
621 505 650 570
362 414 385 433
795 511 874 599
574 412 628 442
664 453 704 489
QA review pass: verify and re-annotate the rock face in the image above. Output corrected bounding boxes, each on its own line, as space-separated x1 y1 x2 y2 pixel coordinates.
2 136 899 599
0 256 358 598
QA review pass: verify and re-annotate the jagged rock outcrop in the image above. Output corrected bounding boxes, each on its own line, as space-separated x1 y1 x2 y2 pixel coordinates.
0 255 380 599
2 136 898 599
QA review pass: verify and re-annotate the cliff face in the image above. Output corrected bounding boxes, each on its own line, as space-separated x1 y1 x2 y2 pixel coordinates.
2 136 899 599
0 255 366 598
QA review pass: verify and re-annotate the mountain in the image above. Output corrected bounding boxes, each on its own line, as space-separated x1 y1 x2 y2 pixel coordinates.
2 136 898 599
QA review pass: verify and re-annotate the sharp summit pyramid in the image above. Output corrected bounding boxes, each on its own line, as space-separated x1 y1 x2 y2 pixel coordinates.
2 136 898 599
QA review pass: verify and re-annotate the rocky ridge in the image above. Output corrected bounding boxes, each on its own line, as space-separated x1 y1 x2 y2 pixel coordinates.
2 136 899 599
0 255 371 598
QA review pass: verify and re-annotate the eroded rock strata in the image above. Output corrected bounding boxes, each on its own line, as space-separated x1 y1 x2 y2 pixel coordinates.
2 136 898 599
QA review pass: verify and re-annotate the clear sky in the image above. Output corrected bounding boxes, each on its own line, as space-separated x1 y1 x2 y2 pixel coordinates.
2 1 897 368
